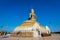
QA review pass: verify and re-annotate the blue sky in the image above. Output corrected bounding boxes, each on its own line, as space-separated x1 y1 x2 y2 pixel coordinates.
0 0 60 32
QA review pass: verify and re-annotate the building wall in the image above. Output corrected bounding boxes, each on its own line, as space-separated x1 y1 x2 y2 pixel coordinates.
11 32 33 37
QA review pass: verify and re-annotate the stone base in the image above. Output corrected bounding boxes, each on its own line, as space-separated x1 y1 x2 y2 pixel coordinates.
41 33 51 37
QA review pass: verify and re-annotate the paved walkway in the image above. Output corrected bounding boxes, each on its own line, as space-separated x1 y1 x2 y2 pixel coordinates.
0 34 60 40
